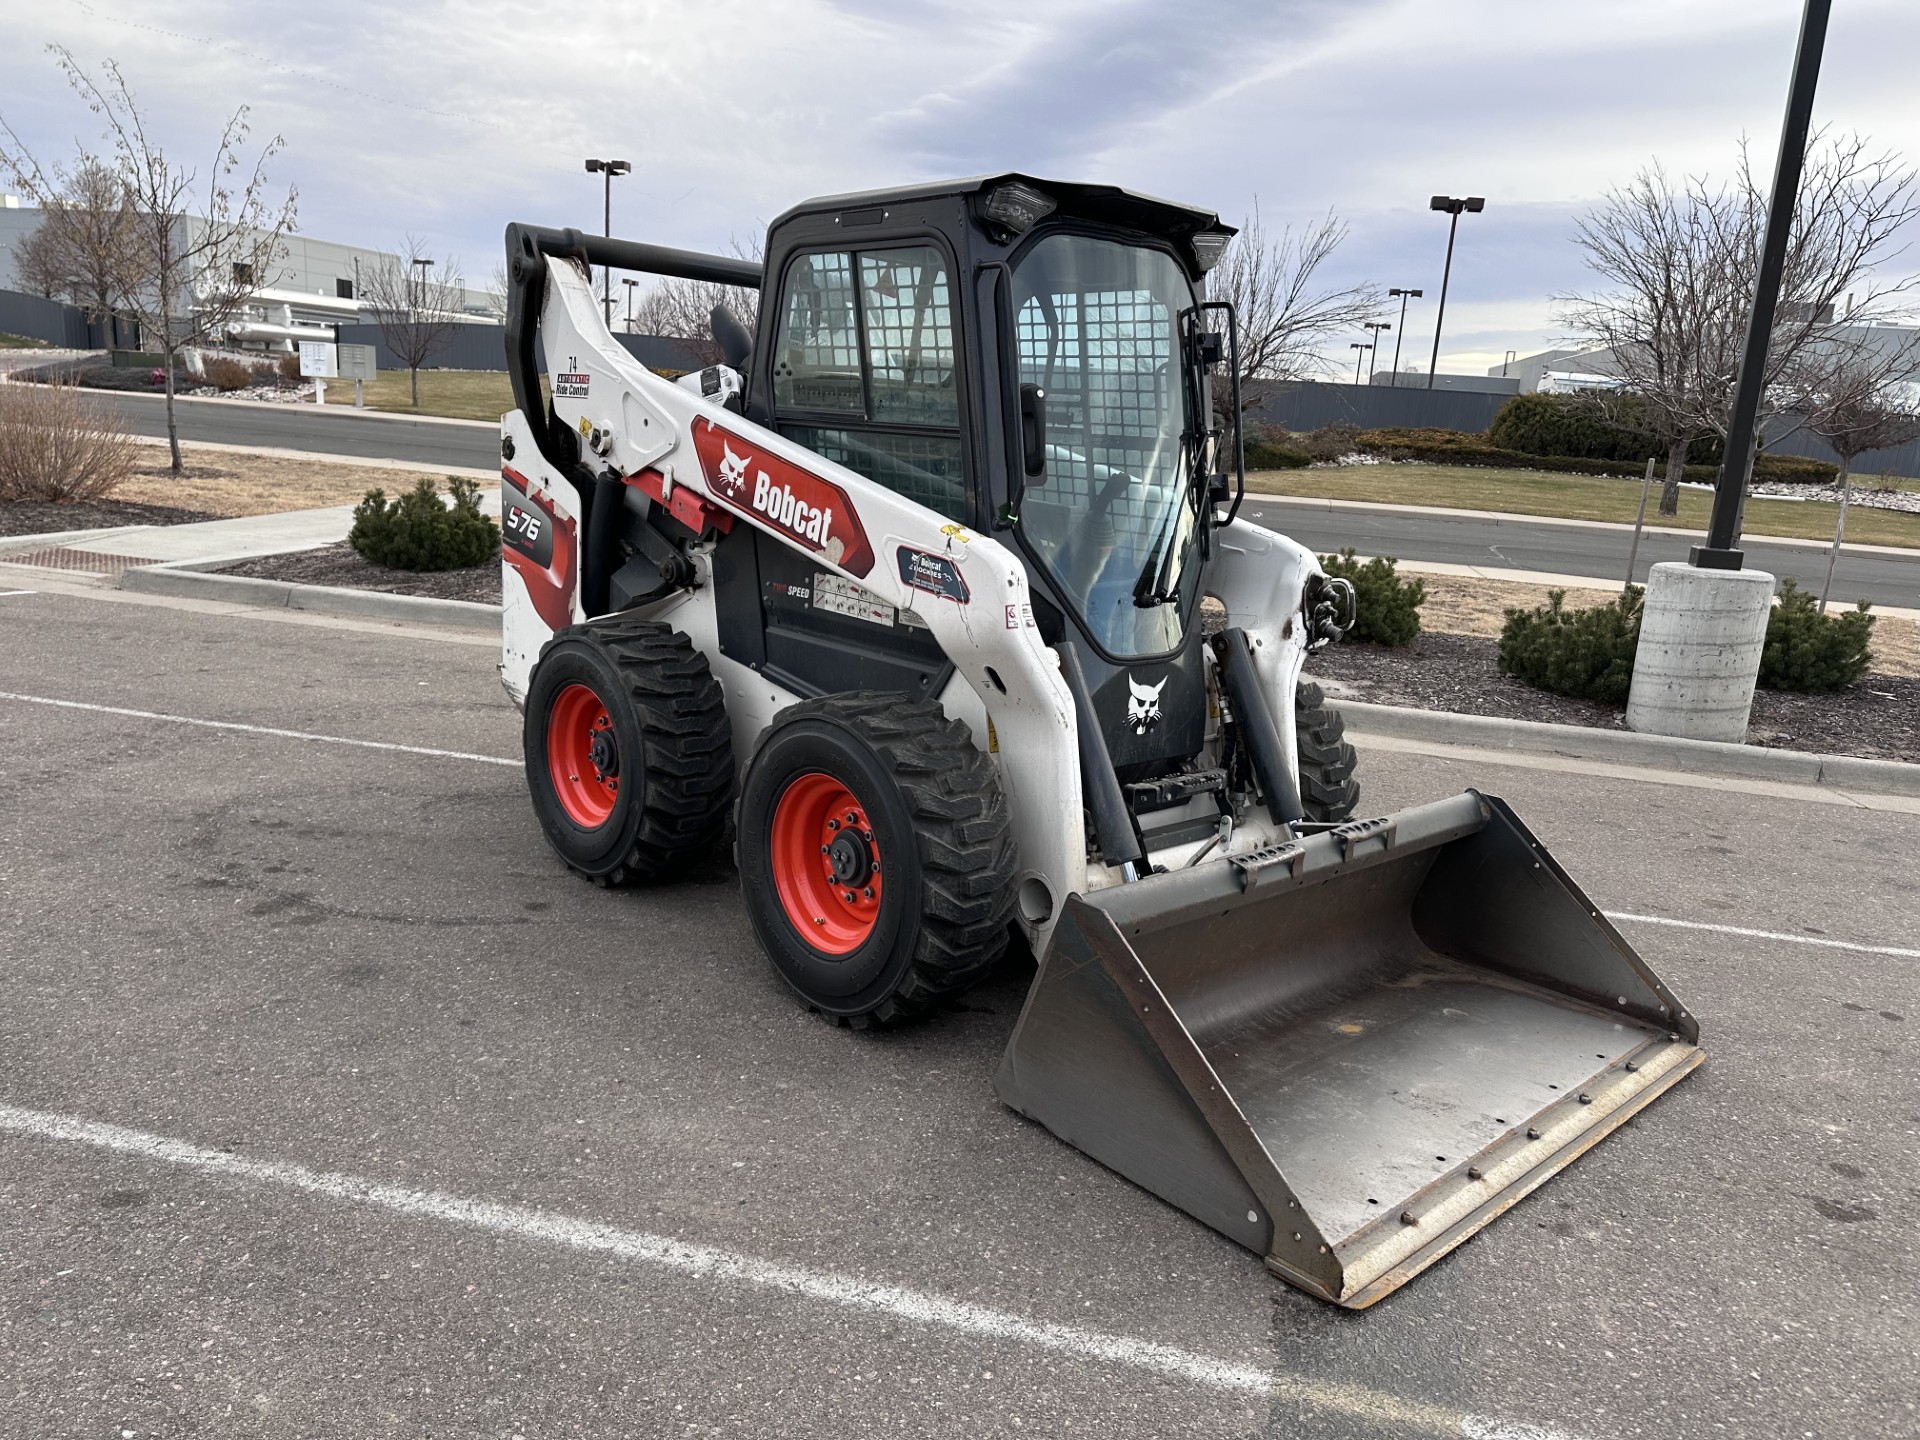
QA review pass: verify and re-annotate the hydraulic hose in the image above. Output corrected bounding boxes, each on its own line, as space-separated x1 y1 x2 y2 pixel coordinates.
1218 627 1305 827
1054 640 1147 880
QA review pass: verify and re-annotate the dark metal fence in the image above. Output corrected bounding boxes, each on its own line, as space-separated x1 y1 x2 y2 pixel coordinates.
331 323 707 375
0 287 96 348
1244 377 1920 478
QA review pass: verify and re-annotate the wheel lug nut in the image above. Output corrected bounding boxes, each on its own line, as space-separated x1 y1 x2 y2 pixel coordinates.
846 812 858 824
821 845 829 854
862 887 873 899
827 819 839 831
843 891 856 903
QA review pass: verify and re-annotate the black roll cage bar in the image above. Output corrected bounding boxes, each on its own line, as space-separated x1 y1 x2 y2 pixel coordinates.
502 222 764 458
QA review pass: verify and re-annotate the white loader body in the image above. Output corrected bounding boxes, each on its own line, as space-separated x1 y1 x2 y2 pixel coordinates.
502 255 1317 948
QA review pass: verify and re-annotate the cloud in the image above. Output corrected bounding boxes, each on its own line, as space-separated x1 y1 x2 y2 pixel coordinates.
4 0 1917 372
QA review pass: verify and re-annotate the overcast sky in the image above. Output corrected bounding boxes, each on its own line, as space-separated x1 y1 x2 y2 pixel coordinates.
5 0 1918 376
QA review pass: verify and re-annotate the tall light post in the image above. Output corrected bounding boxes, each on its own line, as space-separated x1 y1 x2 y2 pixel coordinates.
623 277 639 333
1349 341 1373 386
1387 287 1421 386
1426 196 1484 390
410 255 433 322
1362 321 1392 383
1694 0 1829 569
584 157 632 326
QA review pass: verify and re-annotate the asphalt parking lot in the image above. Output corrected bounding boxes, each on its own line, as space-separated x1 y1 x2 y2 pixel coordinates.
1 583 1915 1439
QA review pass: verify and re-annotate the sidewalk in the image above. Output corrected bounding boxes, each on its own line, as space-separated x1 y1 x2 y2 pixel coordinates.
0 489 500 572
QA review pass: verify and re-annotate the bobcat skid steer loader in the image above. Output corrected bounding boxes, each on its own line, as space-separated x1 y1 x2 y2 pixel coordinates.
498 176 1703 1307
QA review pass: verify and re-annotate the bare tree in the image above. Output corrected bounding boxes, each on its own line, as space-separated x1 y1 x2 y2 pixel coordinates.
628 234 762 362
2 49 297 472
2 155 139 342
1788 332 1920 609
359 236 467 406
1206 203 1381 388
483 261 511 322
1561 133 1918 515
1559 163 1743 514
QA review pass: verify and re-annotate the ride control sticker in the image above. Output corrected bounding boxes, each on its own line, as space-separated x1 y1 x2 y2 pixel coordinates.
896 547 969 604
691 417 875 577
553 357 590 399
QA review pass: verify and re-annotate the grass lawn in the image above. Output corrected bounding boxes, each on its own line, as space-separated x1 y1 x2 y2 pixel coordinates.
318 368 545 423
0 331 53 349
1247 462 1920 550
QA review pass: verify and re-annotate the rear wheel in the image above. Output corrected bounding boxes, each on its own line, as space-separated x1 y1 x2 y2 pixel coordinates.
1295 679 1360 822
524 617 734 883
737 693 1016 1026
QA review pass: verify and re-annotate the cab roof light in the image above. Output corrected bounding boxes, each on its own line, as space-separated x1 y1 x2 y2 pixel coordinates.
983 182 1057 235
1191 230 1232 272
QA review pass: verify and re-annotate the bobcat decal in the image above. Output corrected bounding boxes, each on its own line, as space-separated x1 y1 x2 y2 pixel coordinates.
1126 674 1167 735
714 441 751 501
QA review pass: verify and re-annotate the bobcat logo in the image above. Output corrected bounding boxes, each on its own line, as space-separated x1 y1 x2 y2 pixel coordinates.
714 441 751 500
1126 674 1167 735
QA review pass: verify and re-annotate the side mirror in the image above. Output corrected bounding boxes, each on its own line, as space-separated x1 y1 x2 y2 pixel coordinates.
1020 382 1047 480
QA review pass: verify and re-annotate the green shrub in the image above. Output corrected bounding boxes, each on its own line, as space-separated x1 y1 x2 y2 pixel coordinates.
1345 425 1836 484
1319 548 1425 646
1758 579 1874 692
1243 428 1311 469
1497 588 1643 704
203 356 252 391
349 476 501 571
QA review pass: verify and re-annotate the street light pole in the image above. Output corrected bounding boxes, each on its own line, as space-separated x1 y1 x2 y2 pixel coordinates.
1363 322 1392 383
623 277 639 334
1426 196 1484 390
1387 287 1421 386
583 157 632 327
1350 341 1373 386
1692 0 1831 570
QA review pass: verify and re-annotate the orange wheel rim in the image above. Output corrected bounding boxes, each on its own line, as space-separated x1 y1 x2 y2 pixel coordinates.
769 772 882 955
547 682 619 828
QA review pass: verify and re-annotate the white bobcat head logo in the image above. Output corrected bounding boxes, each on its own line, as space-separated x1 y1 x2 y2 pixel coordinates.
1126 674 1167 735
715 442 750 498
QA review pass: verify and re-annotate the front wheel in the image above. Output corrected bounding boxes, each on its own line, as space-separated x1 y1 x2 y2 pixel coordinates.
1295 679 1360 822
523 618 734 884
736 693 1016 1026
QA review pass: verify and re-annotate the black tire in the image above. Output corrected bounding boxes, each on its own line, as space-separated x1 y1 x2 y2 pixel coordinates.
1296 679 1360 822
524 616 734 884
735 692 1016 1027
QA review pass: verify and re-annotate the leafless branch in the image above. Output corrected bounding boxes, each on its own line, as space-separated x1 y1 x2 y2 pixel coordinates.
1207 204 1381 387
359 235 468 406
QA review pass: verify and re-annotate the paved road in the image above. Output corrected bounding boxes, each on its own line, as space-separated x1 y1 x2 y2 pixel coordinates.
0 581 1913 1438
100 390 502 470
1243 495 1917 610
92 394 1915 606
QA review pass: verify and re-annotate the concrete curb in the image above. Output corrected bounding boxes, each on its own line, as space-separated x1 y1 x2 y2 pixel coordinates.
1340 699 1920 798
94 563 1920 795
119 563 501 632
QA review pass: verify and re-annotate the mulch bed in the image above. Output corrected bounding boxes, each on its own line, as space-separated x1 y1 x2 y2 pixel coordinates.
219 541 502 604
1 498 222 537
1308 631 1920 764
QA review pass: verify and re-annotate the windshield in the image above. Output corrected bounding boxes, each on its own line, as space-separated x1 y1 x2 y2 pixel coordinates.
1011 233 1201 659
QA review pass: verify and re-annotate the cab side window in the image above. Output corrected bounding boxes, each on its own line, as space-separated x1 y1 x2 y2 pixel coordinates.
772 244 967 522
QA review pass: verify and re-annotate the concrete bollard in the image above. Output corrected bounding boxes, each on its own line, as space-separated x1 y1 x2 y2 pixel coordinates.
1626 562 1775 743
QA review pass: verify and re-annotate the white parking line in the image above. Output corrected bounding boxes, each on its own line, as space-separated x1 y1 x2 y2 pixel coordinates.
0 690 522 768
0 589 36 597
0 1100 1581 1440
1606 912 1920 960
6 689 1908 966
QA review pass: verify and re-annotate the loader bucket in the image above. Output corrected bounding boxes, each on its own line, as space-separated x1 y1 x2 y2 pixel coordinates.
996 790 1703 1308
